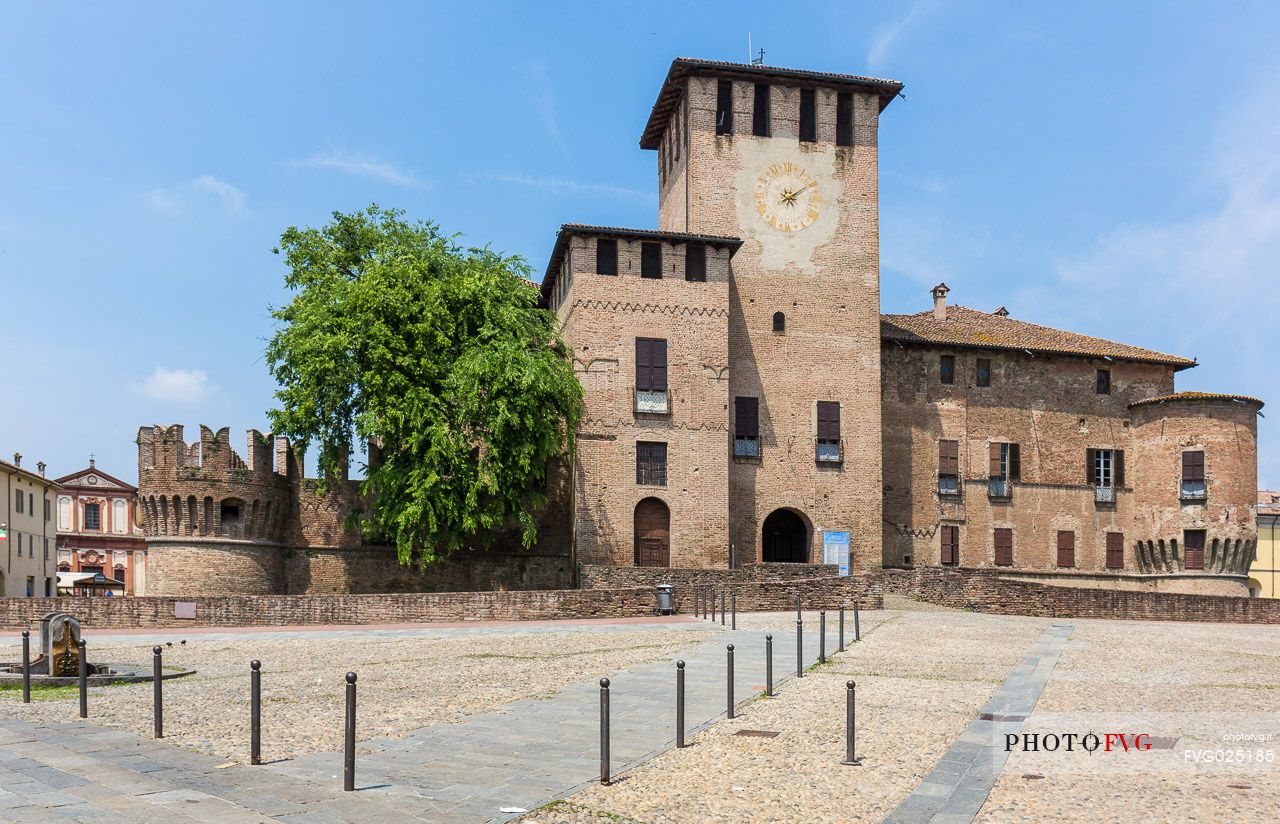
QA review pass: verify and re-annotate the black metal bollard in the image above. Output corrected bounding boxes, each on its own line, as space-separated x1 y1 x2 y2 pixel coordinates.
841 680 863 765
21 631 31 704
152 646 164 738
599 678 611 784
854 599 862 642
344 672 357 791
726 644 735 719
697 589 703 618
711 591 717 623
676 661 686 748
720 591 726 626
250 660 262 765
819 611 827 664
797 611 804 679
78 640 88 718
765 635 773 697
839 605 846 652
731 592 736 630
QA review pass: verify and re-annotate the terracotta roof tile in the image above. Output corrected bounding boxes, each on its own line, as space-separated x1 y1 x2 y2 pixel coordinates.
1128 391 1264 409
1258 490 1280 516
880 305 1198 369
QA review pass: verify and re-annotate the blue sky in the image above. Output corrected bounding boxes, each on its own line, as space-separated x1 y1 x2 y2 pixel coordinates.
2 1 1278 486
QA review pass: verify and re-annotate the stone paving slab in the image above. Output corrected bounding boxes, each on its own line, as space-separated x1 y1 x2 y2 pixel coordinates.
884 623 1074 824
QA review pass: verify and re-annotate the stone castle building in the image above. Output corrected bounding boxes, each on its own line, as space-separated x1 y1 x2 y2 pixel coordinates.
136 57 1262 597
538 57 1262 596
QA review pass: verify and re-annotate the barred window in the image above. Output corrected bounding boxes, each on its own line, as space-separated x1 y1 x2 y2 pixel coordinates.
84 502 101 531
636 441 668 486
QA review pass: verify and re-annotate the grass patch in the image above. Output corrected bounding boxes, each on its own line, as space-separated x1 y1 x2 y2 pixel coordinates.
535 800 644 823
0 680 133 701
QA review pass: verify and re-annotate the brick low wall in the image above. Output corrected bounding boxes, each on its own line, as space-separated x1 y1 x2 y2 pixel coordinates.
879 567 1280 624
0 576 882 630
579 563 839 589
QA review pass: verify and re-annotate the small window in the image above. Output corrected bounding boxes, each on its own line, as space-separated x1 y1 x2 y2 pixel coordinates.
716 79 733 135
83 502 100 530
685 243 706 282
988 442 1019 497
772 311 785 333
994 528 1013 566
799 88 816 143
940 525 959 566
26 576 34 598
1087 448 1123 501
938 439 960 496
940 355 955 385
641 242 662 279
1056 530 1076 567
1105 532 1124 570
28 492 33 514
220 500 243 525
816 401 841 463
1181 450 1206 500
1096 368 1111 395
596 238 618 276
734 396 760 457
752 83 770 137
636 441 668 486
836 91 854 147
113 566 127 584
15 489 23 513
44 498 51 521
976 358 991 387
1184 529 1206 570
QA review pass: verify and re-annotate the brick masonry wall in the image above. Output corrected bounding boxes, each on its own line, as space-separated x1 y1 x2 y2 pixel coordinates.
0 577 882 630
579 562 839 589
878 567 1280 624
286 547 571 594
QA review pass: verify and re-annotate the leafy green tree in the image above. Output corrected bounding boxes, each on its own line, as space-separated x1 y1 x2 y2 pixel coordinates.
266 205 582 564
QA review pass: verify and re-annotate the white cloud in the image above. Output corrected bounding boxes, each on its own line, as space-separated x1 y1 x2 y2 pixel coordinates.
133 367 215 404
192 175 247 212
868 1 932 70
300 150 427 189
469 172 654 202
145 175 246 215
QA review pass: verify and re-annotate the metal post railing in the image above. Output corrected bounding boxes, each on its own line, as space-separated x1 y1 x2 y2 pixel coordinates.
250 660 262 765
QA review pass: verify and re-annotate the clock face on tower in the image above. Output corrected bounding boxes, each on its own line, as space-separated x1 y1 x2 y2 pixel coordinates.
754 162 822 233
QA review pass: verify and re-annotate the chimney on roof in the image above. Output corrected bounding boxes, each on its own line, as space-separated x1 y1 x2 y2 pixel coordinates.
12 452 20 467
37 462 46 477
993 306 1009 317
931 283 950 321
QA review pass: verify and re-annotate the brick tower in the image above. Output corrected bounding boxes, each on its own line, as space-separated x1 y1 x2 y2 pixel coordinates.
642 59 901 569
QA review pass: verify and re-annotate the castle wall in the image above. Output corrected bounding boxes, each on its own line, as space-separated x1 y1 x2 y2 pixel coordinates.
558 234 732 567
881 344 1177 571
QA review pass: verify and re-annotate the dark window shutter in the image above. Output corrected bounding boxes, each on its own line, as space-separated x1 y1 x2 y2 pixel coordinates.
1086 449 1097 486
641 242 662 279
1184 529 1205 570
940 355 955 385
636 338 666 391
799 88 816 142
976 358 991 387
994 528 1013 566
817 401 840 440
716 80 733 135
596 238 618 275
735 396 759 438
836 91 854 147
685 243 706 282
941 525 958 565
1009 443 1021 481
1106 532 1124 569
753 83 770 137
1057 531 1075 567
1114 450 1125 487
939 440 959 475
1183 450 1205 481
988 443 1002 478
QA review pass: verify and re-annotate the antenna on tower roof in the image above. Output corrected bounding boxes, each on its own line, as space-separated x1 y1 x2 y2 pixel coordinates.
748 33 764 66
753 48 765 66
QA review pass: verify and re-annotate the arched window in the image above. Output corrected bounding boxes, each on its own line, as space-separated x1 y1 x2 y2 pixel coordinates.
634 497 671 567
772 311 785 333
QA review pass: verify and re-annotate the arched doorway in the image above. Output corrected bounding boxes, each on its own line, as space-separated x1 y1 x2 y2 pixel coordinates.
762 508 809 563
634 497 671 567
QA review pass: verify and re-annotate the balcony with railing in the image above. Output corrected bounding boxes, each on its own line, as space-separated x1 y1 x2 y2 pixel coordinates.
1180 479 1207 502
938 474 960 497
634 389 669 415
988 477 1010 499
1094 485 1116 504
733 436 760 458
816 440 842 464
